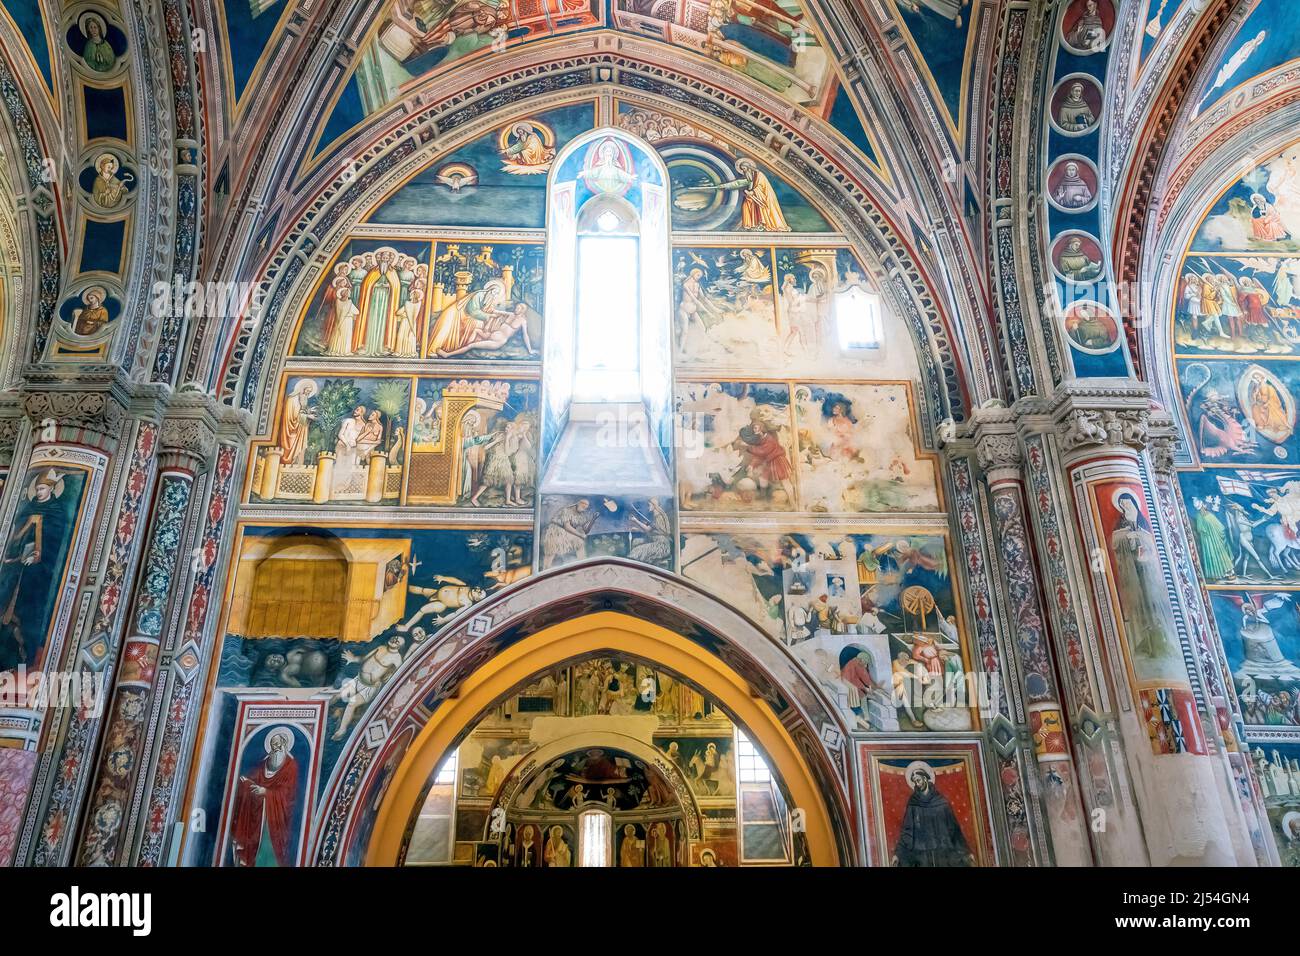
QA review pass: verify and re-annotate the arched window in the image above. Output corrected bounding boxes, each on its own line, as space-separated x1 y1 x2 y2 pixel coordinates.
577 807 613 867
538 129 673 497
573 193 641 400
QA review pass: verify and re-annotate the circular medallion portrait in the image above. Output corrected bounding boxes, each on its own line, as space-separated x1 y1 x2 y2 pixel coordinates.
78 150 137 210
1062 300 1121 354
1046 155 1100 214
1060 0 1115 56
1049 74 1104 136
1050 230 1105 284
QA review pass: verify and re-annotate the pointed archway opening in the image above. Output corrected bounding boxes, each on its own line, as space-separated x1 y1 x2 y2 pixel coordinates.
310 559 857 866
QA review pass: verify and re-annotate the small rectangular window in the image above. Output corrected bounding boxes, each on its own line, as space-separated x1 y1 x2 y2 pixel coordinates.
434 750 458 786
735 730 772 784
835 285 883 351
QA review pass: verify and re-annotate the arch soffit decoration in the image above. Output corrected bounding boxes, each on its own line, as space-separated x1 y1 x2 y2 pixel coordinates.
0 18 65 381
482 730 707 843
1132 106 1300 440
213 64 985 436
307 560 858 867
1110 1 1300 382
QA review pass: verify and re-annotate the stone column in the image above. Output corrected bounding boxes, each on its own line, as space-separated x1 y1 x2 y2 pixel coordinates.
3 373 163 867
946 450 1046 866
1145 414 1274 865
76 408 216 866
1049 388 1252 865
971 407 1093 866
134 435 243 866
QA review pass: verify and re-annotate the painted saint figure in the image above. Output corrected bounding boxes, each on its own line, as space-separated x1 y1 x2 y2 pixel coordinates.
0 469 73 671
80 13 117 73
229 728 300 867
1055 236 1102 282
277 380 317 466
1056 81 1097 131
544 825 571 867
1053 161 1094 208
1250 194 1290 243
90 153 131 207
1064 0 1107 51
892 763 972 867
1108 491 1176 665
693 157 790 231
71 286 111 336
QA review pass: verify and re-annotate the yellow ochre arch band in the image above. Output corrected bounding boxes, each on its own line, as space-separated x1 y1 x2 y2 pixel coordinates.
366 611 840 866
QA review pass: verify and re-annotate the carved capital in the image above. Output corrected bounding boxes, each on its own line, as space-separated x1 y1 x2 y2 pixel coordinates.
1049 383 1153 456
1145 412 1181 476
963 403 1022 478
1058 407 1150 453
21 388 128 449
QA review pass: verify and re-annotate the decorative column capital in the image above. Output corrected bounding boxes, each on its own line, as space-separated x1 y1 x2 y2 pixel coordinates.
1047 383 1153 456
20 375 131 451
970 404 1022 480
159 389 250 473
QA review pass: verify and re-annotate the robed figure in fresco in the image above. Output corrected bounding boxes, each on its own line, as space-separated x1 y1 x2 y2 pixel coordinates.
1108 490 1176 666
0 469 75 671
229 728 300 867
892 764 972 867
693 157 790 232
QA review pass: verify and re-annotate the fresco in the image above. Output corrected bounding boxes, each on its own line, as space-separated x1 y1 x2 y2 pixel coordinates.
1088 479 1188 688
395 652 783 866
680 529 972 732
408 378 539 507
1189 149 1300 256
349 0 603 116
215 523 532 757
215 702 324 868
1174 138 1300 766
1179 360 1299 463
1208 591 1300 728
251 374 410 505
676 380 935 513
673 247 890 376
362 103 597 228
293 240 430 358
892 0 974 136
792 383 939 513
677 381 796 511
1192 0 1300 117
612 0 836 114
251 375 540 508
538 494 674 570
616 102 839 230
1252 742 1300 866
859 741 993 866
293 239 544 361
0 465 91 672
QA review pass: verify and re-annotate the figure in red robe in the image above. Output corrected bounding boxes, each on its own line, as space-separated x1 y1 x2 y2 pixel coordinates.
229 728 300 867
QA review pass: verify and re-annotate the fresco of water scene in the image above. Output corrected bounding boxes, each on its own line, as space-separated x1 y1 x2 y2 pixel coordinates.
1173 142 1300 762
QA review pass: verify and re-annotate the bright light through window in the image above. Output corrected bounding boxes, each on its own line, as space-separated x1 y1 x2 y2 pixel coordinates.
575 234 639 400
578 809 613 867
735 730 773 784
835 284 883 351
434 750 457 786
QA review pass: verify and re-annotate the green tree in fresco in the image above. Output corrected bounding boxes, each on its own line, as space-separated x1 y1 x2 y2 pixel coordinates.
310 379 361 459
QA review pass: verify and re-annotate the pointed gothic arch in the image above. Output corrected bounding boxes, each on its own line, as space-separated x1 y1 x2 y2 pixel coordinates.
309 559 858 867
